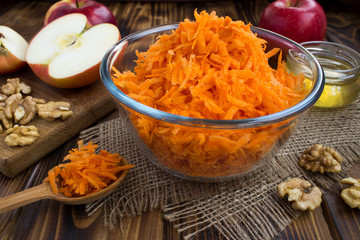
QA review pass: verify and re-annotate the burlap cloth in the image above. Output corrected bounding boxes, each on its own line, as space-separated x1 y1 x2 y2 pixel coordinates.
80 100 360 240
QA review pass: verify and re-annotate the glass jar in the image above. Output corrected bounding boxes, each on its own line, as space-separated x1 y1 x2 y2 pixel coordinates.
287 41 360 108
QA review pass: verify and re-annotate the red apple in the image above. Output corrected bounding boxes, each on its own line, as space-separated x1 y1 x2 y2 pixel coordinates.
0 26 28 74
26 13 120 89
259 0 327 43
44 0 117 26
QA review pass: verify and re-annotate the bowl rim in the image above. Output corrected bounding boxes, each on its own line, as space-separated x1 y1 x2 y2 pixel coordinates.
100 23 324 128
300 41 360 80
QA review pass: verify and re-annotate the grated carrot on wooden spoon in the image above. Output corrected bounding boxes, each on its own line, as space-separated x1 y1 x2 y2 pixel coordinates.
44 140 134 197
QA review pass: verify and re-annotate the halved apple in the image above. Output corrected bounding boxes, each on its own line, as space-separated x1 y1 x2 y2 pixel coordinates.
0 26 28 74
26 13 120 88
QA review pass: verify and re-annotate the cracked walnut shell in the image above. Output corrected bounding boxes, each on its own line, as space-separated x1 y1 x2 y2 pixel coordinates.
5 125 40 147
299 144 344 173
37 101 73 121
277 178 322 211
340 177 360 209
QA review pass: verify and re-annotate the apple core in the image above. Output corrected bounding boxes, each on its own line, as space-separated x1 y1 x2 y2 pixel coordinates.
0 33 5 54
56 34 82 49
0 39 6 55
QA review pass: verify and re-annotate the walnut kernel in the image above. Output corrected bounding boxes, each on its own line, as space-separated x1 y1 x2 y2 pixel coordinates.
299 144 344 173
37 101 73 121
1 78 31 95
0 93 7 107
0 78 73 147
277 178 322 211
4 93 36 124
18 96 36 125
340 177 360 209
5 93 22 119
33 98 46 104
5 125 40 147
0 105 13 130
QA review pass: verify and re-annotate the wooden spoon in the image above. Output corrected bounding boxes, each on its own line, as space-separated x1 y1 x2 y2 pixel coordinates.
0 159 131 215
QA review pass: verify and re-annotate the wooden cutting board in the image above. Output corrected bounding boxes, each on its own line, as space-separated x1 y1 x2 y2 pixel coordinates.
0 2 118 178
0 68 116 178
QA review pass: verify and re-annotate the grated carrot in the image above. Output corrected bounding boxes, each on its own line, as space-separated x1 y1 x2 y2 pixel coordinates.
44 141 134 197
111 10 307 177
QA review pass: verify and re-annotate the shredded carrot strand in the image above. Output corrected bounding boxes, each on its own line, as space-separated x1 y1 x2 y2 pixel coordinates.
44 141 135 197
111 10 307 177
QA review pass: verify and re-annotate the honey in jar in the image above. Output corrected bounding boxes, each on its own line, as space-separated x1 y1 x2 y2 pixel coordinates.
287 41 360 108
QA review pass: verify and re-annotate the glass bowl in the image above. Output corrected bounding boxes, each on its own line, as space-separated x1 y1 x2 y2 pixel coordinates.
100 23 324 182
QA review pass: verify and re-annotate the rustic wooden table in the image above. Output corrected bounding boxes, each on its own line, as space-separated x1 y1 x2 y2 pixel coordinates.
0 0 359 239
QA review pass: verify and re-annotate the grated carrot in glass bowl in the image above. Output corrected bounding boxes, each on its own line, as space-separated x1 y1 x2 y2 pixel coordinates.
100 10 324 181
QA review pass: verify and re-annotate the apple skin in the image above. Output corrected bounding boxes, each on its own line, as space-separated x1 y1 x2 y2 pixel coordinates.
0 50 27 75
0 26 28 74
28 62 101 89
44 0 117 26
259 0 327 43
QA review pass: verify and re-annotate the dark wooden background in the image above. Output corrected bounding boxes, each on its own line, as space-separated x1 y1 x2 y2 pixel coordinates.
0 1 359 239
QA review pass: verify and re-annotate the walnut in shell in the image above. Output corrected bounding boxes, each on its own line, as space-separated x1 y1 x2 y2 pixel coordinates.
1 78 31 95
277 178 322 211
5 125 40 147
37 101 73 121
340 177 360 209
298 144 344 173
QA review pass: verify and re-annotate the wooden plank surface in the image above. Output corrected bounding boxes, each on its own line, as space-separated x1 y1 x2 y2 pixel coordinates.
0 2 116 177
0 1 359 240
